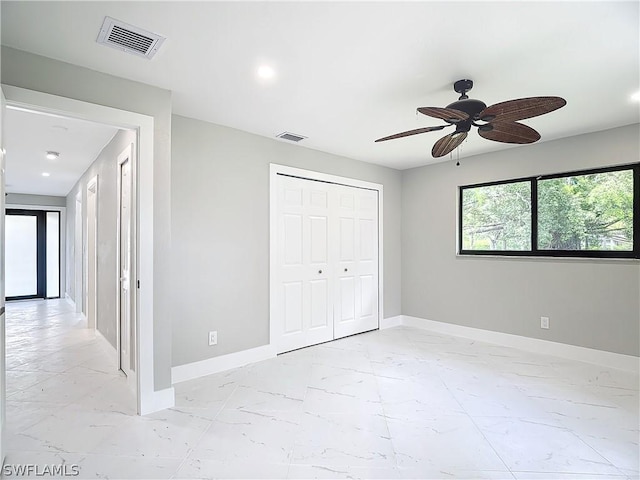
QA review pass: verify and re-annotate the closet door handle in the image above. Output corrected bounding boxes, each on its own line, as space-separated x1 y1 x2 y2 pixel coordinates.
344 268 348 272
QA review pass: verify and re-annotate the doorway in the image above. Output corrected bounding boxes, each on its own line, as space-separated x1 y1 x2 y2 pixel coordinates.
5 209 60 301
1 84 163 415
270 164 384 354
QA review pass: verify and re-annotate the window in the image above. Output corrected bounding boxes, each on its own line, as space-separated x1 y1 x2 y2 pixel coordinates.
461 180 531 251
459 164 639 258
5 209 61 300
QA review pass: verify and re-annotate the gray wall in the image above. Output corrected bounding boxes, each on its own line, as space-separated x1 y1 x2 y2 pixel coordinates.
5 193 66 207
402 124 640 356
2 46 173 390
2 46 636 389
66 129 135 349
171 115 402 367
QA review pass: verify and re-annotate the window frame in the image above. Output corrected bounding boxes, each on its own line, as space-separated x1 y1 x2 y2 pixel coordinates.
458 163 640 259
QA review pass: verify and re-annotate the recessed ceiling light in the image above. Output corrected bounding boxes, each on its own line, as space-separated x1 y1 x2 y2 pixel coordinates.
46 151 60 160
631 90 640 102
42 172 51 177
257 65 276 80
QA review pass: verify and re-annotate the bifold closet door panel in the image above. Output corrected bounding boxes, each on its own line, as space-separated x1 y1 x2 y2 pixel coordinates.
333 185 379 339
276 175 334 353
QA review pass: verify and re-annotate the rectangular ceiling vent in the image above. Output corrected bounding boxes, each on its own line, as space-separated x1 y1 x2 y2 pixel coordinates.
97 16 165 59
276 132 307 143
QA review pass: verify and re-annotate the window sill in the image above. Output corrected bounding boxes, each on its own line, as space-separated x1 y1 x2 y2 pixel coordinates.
456 253 640 264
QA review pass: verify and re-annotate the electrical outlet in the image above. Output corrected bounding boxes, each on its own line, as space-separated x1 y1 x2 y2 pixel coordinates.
540 317 550 329
208 331 218 346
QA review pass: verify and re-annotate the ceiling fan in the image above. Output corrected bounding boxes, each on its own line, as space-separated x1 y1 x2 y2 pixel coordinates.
375 79 566 158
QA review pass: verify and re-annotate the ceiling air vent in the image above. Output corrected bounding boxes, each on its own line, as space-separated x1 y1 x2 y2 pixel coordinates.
97 16 165 59
276 132 307 143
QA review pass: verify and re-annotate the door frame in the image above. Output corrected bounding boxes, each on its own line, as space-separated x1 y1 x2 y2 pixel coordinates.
0 86 5 466
1 85 162 415
86 176 98 330
4 209 46 300
269 163 384 351
75 191 83 312
3 203 67 300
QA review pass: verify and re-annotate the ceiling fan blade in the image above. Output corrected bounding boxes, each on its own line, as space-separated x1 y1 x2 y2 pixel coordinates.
375 125 448 142
417 107 469 123
479 122 541 144
432 131 468 158
480 96 566 123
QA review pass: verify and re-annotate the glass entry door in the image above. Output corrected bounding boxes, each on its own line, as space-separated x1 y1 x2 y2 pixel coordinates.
5 209 60 300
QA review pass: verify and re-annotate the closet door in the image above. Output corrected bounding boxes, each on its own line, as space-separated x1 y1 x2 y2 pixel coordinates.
275 175 334 353
333 185 379 339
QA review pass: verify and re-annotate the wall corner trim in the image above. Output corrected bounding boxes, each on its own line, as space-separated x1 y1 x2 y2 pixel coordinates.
140 387 175 415
380 315 403 330
64 294 75 309
400 315 639 373
171 344 277 385
95 328 117 360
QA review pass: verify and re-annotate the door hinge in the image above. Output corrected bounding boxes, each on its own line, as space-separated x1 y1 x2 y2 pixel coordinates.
137 280 140 289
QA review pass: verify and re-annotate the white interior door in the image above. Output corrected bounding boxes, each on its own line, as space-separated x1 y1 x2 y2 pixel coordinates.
333 185 379 339
274 173 379 353
275 175 334 353
118 154 133 379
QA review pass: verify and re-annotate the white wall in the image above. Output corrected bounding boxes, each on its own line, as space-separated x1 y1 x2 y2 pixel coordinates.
66 129 135 348
171 115 402 367
402 124 640 356
1 46 173 390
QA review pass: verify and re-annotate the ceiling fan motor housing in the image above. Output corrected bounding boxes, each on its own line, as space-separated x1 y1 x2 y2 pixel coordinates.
445 98 487 122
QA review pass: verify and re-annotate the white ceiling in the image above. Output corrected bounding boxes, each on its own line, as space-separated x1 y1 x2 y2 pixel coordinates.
1 1 639 170
4 108 118 196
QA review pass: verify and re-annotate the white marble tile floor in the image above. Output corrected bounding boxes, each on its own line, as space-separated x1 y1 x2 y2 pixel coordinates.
4 299 639 479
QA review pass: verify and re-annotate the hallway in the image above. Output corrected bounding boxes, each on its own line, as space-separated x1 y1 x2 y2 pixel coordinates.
4 299 144 475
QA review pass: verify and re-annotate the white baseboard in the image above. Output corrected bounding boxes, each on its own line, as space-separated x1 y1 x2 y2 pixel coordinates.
170 316 638 386
172 344 276 384
140 387 175 415
401 315 639 373
380 315 403 329
65 293 86 321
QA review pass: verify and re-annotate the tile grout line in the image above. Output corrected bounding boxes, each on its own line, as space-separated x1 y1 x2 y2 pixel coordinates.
284 350 319 480
170 373 245 478
369 335 401 473
429 339 518 479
